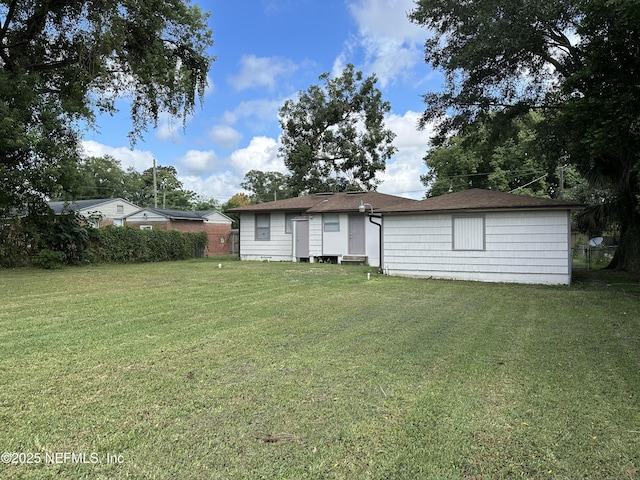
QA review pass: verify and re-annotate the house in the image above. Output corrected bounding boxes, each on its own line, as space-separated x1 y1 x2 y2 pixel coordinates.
48 198 140 227
378 189 583 285
227 191 415 267
124 208 233 255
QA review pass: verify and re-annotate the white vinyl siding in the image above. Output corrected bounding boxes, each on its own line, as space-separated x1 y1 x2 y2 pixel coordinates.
239 213 294 261
383 210 572 285
453 216 485 250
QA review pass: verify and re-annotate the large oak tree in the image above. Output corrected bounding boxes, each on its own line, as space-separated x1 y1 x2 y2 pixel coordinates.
0 0 214 215
278 64 397 195
410 0 640 272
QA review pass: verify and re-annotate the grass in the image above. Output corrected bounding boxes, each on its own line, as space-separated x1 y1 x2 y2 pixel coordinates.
1 257 639 479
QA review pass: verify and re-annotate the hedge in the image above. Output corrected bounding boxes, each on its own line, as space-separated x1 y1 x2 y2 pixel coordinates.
87 226 208 264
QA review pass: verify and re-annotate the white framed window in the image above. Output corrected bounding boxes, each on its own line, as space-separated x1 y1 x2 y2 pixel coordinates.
116 204 124 214
255 213 270 240
323 214 340 232
452 215 485 250
285 213 296 234
140 225 152 230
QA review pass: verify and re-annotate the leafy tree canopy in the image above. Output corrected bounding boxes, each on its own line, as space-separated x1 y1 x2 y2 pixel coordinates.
240 170 294 203
0 0 214 215
422 112 584 199
410 0 640 272
278 64 397 195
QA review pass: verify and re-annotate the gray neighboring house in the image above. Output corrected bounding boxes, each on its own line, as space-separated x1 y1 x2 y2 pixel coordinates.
48 198 141 227
379 189 584 285
227 191 416 267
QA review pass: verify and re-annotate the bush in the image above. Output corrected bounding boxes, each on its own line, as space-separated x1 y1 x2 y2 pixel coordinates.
88 227 207 264
33 249 66 269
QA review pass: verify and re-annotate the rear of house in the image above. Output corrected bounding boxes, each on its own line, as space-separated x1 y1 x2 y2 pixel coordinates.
228 192 414 267
380 189 583 285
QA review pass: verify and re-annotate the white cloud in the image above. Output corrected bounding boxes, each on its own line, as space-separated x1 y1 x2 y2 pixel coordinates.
229 136 286 174
346 0 425 87
229 54 298 91
210 125 243 149
80 140 155 172
376 110 435 198
180 171 244 202
222 98 282 131
178 150 218 175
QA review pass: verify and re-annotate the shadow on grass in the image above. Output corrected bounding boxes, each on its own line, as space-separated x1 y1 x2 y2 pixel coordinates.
573 267 640 295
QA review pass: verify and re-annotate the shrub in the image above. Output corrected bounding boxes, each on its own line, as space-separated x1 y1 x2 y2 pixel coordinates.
33 249 66 269
88 227 207 264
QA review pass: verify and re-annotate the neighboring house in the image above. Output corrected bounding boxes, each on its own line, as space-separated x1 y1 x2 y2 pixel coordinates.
48 198 140 227
227 191 415 267
124 208 233 255
378 189 583 285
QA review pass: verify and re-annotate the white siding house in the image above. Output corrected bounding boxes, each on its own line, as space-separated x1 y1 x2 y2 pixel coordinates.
48 198 140 227
380 189 583 285
228 192 414 266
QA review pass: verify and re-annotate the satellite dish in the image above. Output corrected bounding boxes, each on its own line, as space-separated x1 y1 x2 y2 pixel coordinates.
589 236 604 247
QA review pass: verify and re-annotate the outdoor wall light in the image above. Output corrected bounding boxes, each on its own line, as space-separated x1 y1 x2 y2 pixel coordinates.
358 200 373 214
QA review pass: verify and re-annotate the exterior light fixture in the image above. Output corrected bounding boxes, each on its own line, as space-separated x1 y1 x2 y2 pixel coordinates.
359 200 373 214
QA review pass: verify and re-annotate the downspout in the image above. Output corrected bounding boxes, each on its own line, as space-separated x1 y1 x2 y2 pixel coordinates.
368 214 383 273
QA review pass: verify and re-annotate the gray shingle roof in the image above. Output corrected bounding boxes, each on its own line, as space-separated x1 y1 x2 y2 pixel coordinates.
226 191 415 214
379 189 584 214
48 199 116 215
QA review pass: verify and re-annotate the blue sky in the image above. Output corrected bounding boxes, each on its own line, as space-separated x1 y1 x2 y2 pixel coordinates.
82 0 442 203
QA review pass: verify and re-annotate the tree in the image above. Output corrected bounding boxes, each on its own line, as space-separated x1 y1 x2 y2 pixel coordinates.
72 155 143 200
221 193 251 228
410 0 640 273
240 170 294 203
0 0 214 216
278 64 397 195
422 112 571 198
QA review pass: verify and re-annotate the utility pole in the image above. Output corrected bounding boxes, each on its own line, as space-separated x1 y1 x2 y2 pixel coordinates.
153 158 158 208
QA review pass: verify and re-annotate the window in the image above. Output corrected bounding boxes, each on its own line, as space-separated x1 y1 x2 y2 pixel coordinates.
140 225 152 230
285 213 296 234
452 216 485 250
116 204 124 214
255 214 270 240
323 214 340 232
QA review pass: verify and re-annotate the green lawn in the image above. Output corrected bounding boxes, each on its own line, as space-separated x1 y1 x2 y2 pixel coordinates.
1 258 639 479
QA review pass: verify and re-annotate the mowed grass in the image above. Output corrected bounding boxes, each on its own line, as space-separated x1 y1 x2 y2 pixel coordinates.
1 258 639 479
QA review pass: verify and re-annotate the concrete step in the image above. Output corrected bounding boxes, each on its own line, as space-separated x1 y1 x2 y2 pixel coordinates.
341 255 367 265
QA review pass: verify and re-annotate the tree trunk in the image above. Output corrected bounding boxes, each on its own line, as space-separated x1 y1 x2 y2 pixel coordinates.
607 216 640 275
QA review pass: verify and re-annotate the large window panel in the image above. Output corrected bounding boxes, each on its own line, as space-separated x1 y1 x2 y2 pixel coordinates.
323 214 340 232
255 213 270 240
285 213 296 234
453 215 485 250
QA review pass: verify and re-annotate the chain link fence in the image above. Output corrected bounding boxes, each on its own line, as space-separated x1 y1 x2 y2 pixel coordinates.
573 245 617 270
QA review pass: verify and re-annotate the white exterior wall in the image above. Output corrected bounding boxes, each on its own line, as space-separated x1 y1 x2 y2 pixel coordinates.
383 210 572 285
125 210 168 222
239 212 293 261
81 199 139 220
322 215 348 256
365 216 381 267
308 216 323 259
239 211 383 266
202 211 233 225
